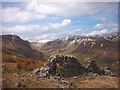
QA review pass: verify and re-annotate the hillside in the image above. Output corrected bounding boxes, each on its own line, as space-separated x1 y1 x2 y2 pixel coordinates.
2 33 119 88
2 35 45 61
2 54 119 88
2 34 46 88
31 32 119 74
3 72 118 88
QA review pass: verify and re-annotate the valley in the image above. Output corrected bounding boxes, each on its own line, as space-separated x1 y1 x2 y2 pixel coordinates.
1 32 119 88
31 32 119 74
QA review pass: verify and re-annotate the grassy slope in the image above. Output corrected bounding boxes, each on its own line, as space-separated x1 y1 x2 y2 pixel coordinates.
2 72 119 88
2 35 45 61
39 37 118 74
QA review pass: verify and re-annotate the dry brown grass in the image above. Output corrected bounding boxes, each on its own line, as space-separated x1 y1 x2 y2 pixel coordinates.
65 75 119 88
2 54 44 72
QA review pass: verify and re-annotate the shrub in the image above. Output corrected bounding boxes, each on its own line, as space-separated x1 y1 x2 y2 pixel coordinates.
2 54 44 72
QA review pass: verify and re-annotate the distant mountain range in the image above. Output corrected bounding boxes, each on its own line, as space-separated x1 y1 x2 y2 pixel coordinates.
30 32 119 74
1 32 119 74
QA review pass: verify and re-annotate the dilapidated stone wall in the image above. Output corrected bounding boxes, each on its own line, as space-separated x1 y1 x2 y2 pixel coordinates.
41 55 85 78
33 55 112 78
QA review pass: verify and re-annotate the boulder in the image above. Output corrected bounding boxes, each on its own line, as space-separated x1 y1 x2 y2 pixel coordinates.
73 76 78 79
93 73 99 76
33 68 40 75
33 56 112 78
40 54 85 78
84 58 105 75
39 73 47 78
104 67 111 75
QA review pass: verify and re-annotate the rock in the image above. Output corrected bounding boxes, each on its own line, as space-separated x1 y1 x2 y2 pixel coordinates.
31 75 33 76
40 66 44 71
60 79 70 84
104 67 111 75
87 72 93 76
33 68 40 75
60 79 71 88
93 73 99 76
68 82 73 88
60 80 67 85
104 67 110 70
73 76 78 79
39 73 47 78
84 58 105 75
51 84 60 88
52 76 61 81
13 73 18 77
36 77 41 79
57 76 61 81
32 55 112 79
84 58 113 76
53 76 58 79
109 73 115 76
87 76 92 79
40 54 85 78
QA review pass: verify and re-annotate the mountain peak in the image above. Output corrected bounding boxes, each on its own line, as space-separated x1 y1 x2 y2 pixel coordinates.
2 34 45 61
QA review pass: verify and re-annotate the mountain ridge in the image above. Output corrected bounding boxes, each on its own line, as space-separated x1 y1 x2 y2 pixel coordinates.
30 32 119 74
1 32 119 74
1 34 46 61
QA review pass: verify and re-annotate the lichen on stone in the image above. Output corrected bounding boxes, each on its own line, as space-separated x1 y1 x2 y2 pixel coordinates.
38 55 111 78
41 54 85 78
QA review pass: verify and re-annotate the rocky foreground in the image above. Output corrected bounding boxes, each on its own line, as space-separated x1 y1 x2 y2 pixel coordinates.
2 54 119 88
2 72 119 88
33 54 115 78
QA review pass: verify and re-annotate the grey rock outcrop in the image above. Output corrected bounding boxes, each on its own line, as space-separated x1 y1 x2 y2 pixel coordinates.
40 54 86 78
83 58 105 75
32 55 112 79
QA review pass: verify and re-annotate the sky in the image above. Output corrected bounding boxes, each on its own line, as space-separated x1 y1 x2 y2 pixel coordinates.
1 1 118 42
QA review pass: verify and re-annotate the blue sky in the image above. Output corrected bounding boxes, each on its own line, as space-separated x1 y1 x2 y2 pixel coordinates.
2 2 118 42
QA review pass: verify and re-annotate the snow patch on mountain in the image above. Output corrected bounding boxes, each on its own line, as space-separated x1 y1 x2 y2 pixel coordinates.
96 32 119 41
69 40 76 46
61 32 119 47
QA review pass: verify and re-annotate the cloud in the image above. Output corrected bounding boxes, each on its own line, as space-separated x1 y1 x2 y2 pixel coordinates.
94 23 105 30
84 22 118 36
61 19 71 26
111 27 118 32
2 19 71 41
2 2 117 42
2 17 118 41
47 28 83 40
85 27 118 36
94 21 118 30
26 2 110 17
50 19 71 29
2 2 112 24
98 17 106 22
3 7 46 24
91 18 118 36
87 29 109 36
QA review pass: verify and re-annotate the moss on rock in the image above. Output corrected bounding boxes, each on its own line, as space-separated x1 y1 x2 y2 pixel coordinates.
42 54 85 78
84 58 105 75
39 55 109 78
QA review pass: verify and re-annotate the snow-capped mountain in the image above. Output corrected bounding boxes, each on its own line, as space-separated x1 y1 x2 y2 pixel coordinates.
2 32 119 74
95 32 119 41
30 32 118 74
30 32 119 53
